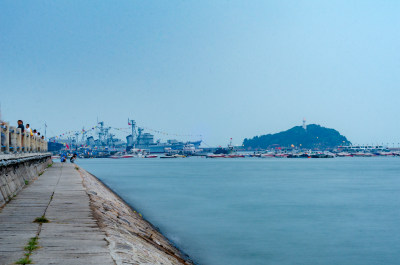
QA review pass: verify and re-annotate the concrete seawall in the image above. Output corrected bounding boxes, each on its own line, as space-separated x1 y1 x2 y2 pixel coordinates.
0 153 52 207
0 159 195 265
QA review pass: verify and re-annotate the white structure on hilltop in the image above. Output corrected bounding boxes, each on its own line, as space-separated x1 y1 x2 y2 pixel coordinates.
302 118 307 130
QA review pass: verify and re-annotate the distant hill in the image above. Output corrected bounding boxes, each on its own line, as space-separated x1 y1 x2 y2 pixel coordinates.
243 124 351 150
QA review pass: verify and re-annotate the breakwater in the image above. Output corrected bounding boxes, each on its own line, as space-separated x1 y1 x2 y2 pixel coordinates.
0 156 195 264
0 153 52 207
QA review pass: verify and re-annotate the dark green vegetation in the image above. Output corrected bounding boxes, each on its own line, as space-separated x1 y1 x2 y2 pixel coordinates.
33 216 49 224
24 180 29 185
243 124 351 149
47 163 53 168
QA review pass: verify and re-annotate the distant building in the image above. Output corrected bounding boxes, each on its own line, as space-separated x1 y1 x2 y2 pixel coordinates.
302 118 307 130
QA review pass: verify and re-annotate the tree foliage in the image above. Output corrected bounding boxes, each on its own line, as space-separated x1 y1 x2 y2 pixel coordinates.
243 124 351 149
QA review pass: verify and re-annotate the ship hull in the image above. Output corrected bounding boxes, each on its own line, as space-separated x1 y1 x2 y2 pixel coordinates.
135 140 202 153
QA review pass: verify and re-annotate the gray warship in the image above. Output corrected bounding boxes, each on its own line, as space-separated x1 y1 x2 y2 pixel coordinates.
126 119 201 153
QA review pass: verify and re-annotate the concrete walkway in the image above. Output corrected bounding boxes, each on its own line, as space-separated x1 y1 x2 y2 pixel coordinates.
0 163 114 265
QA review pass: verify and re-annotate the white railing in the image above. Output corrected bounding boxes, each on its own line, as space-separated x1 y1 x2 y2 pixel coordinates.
1 122 48 154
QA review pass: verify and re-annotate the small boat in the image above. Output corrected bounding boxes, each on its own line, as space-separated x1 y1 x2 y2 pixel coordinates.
287 153 310 158
376 151 393 156
336 152 353 157
160 155 177 159
353 152 375 157
310 153 334 158
110 152 134 159
225 154 245 158
144 155 158 158
260 153 275 158
206 154 226 158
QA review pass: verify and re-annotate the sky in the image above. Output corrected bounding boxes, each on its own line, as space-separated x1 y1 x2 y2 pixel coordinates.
1 0 399 146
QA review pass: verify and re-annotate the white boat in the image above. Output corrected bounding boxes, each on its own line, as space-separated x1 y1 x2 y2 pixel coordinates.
260 152 275 158
336 152 353 157
144 155 158 158
206 154 225 158
110 152 134 159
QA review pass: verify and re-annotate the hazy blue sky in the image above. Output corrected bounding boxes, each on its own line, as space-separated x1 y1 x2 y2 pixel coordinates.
1 1 399 146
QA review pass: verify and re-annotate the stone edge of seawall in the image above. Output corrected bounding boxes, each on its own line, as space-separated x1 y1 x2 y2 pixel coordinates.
0 153 51 167
0 153 52 208
77 165 197 265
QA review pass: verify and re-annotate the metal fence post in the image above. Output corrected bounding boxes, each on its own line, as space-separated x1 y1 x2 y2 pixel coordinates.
5 122 10 153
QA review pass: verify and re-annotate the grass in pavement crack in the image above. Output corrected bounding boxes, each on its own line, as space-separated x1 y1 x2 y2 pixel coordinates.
15 237 39 264
24 237 39 251
15 256 32 264
33 216 49 224
16 163 58 264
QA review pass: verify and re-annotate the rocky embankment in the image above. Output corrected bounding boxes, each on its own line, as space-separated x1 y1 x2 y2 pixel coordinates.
77 166 195 265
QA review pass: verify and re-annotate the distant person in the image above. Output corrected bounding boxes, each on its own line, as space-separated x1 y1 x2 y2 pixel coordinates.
17 120 24 133
70 154 77 163
33 129 37 136
26 124 32 136
38 132 41 136
61 153 67 163
17 120 24 146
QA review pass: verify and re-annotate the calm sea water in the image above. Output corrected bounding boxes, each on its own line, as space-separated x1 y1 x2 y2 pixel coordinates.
77 157 400 265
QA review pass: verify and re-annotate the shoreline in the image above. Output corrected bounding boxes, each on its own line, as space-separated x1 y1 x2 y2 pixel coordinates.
76 165 196 265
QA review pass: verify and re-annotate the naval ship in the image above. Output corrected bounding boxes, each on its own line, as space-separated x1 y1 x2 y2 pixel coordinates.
126 120 201 153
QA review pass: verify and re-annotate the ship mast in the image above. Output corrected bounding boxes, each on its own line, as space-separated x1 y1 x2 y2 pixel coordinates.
128 119 137 144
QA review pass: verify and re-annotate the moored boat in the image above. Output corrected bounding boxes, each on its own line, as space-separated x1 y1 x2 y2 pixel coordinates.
144 155 158 158
260 153 275 158
206 154 225 158
225 154 245 158
336 152 353 157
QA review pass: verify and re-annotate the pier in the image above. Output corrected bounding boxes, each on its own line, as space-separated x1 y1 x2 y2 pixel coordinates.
0 150 193 264
0 163 114 265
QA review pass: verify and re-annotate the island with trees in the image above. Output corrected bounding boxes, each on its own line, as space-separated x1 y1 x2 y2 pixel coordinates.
243 124 351 150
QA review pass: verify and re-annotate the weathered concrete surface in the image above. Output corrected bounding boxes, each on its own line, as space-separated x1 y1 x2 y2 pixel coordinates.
0 163 114 265
78 167 195 265
0 153 52 207
0 162 195 265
